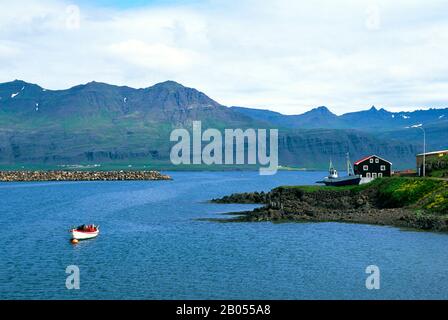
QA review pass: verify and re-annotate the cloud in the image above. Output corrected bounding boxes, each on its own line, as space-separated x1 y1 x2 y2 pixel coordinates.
0 0 447 114
108 40 199 71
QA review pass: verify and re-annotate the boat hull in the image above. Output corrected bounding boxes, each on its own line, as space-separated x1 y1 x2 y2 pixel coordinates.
318 175 361 187
71 229 99 240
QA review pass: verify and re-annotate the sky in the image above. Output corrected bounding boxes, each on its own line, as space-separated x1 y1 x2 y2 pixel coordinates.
0 0 447 114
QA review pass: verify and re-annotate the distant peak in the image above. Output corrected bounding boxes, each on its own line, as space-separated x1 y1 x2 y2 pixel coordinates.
71 81 115 91
150 80 186 89
3 79 30 86
0 79 42 90
161 80 182 85
84 81 109 87
307 106 335 115
369 105 377 111
315 106 330 112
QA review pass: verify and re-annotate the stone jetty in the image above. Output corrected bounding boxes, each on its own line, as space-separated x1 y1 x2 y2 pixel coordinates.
0 170 171 182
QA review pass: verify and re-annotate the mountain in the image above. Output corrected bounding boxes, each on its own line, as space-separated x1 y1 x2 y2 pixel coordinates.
294 106 341 128
231 106 346 129
0 80 444 169
232 105 448 131
232 104 448 168
0 80 259 164
376 120 448 153
340 106 394 129
339 106 448 130
277 128 418 169
0 80 256 127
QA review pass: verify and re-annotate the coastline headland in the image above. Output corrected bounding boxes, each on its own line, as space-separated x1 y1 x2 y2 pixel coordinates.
0 170 171 182
211 177 448 232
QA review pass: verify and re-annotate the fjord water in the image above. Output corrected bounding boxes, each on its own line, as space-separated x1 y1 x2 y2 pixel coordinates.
1 171 447 299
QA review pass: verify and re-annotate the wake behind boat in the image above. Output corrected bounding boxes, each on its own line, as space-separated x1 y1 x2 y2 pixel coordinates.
317 153 361 187
70 224 99 241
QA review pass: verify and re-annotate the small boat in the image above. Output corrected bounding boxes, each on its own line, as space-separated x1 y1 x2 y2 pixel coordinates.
70 224 99 240
317 153 361 187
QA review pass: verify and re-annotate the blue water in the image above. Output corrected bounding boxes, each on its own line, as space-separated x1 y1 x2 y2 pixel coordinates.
0 171 447 300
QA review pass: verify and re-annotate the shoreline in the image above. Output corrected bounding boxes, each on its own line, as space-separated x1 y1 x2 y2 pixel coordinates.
0 170 172 182
207 207 448 233
210 178 448 232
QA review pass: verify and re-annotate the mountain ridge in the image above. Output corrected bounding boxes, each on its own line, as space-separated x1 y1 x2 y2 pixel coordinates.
3 79 446 120
231 105 448 130
0 79 446 169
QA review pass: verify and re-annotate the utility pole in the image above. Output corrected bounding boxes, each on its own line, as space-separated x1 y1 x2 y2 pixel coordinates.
411 124 426 177
422 127 426 177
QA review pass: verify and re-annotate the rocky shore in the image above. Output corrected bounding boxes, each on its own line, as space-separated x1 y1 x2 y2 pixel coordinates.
0 170 171 182
211 179 448 232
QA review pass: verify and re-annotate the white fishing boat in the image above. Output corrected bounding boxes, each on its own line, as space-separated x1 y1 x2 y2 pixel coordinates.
70 224 99 240
316 153 361 187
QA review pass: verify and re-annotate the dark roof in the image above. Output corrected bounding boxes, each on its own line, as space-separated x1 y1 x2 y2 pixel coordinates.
354 155 392 165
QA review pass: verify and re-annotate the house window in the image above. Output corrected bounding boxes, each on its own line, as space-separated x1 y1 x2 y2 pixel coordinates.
372 173 377 178
380 165 386 171
378 173 383 178
370 158 374 163
363 165 368 170
366 172 371 178
375 158 379 163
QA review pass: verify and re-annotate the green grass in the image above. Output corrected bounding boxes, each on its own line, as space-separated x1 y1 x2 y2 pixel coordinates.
280 177 448 215
428 169 448 178
374 177 445 208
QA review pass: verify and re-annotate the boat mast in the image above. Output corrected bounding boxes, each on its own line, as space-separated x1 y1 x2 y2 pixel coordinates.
346 152 352 176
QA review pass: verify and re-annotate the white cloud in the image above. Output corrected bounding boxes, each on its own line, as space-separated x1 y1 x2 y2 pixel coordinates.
108 40 199 71
0 0 447 114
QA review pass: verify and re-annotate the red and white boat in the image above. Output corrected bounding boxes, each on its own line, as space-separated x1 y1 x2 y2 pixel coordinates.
70 224 99 240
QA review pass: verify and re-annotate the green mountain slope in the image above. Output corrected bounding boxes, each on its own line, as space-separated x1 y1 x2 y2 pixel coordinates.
0 80 437 170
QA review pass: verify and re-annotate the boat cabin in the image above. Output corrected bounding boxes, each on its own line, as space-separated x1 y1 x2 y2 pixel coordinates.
353 155 392 178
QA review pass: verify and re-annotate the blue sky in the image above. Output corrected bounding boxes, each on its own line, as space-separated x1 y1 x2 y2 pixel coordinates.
0 0 447 114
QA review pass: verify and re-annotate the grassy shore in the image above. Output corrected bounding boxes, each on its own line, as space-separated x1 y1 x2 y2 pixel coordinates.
211 177 448 231
281 177 448 215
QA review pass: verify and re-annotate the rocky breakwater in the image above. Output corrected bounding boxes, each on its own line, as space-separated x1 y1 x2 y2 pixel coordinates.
0 170 172 182
211 178 448 232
